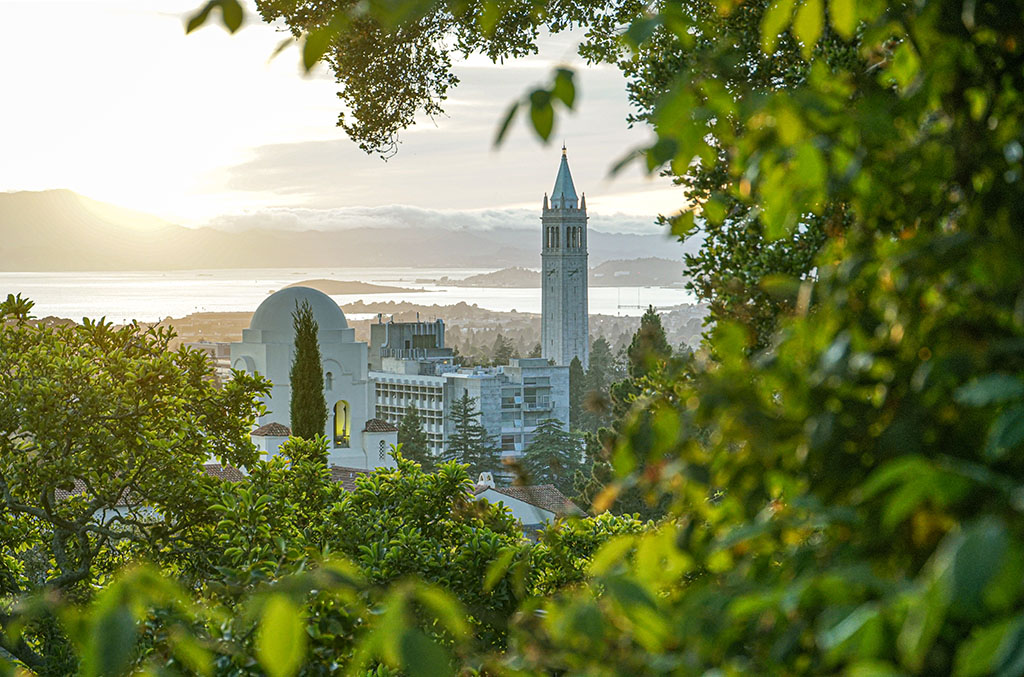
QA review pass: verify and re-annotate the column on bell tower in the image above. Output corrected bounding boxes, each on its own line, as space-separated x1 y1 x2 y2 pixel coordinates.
540 146 589 368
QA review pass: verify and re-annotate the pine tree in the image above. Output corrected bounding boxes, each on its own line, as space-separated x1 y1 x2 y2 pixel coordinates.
290 300 327 441
443 392 499 479
627 305 672 379
528 342 542 358
491 334 515 366
522 418 583 496
568 356 585 431
581 336 617 433
397 403 433 471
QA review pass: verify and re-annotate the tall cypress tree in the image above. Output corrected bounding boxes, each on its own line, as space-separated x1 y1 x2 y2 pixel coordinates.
568 356 585 431
443 392 499 479
290 300 327 440
397 403 433 471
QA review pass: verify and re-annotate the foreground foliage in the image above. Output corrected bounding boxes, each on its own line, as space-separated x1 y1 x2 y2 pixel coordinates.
6 0 1024 673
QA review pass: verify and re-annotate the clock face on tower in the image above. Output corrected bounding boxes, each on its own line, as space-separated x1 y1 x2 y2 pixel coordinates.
546 268 556 276
568 268 579 277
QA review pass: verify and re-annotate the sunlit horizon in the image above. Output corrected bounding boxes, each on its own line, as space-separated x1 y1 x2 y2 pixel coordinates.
1 0 681 230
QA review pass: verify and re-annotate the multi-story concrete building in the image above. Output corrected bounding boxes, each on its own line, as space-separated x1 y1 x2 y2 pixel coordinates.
542 146 590 368
184 340 233 386
370 358 568 460
368 316 454 372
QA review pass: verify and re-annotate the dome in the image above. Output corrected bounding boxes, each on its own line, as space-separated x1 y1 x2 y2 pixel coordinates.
249 287 348 332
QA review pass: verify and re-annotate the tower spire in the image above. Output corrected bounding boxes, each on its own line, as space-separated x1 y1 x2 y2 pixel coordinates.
551 147 577 209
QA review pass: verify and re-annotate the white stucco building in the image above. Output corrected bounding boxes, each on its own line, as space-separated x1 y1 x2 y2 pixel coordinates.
231 287 397 469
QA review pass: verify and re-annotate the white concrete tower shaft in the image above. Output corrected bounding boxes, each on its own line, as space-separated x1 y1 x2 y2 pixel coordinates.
541 146 589 368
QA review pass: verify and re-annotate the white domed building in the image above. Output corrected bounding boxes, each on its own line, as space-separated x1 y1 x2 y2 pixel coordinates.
230 287 397 469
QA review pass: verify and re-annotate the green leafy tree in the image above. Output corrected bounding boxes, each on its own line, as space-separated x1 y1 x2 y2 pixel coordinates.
568 356 584 430
0 294 267 669
289 300 327 441
522 418 582 496
442 392 499 479
528 342 542 358
397 403 433 471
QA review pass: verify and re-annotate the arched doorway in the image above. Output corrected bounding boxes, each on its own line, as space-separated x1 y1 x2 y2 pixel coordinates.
334 400 350 447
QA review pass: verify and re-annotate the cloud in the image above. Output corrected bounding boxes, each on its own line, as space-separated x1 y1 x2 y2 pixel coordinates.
204 204 662 234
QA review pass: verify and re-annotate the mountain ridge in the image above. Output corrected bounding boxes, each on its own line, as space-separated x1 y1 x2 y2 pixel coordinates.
0 190 691 271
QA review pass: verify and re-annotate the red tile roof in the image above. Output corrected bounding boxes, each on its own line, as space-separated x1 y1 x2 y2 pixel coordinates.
330 465 368 491
251 422 292 437
483 484 581 516
203 464 246 482
364 418 398 433
55 464 246 506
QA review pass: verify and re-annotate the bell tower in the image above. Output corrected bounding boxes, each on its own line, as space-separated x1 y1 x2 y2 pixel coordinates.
541 146 589 368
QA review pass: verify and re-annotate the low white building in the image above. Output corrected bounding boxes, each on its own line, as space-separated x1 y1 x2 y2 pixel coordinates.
473 472 581 529
231 287 397 469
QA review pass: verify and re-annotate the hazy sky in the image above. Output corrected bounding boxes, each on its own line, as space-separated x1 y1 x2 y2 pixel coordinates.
0 1 682 232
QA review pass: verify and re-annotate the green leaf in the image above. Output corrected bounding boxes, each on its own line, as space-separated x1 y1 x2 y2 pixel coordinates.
955 374 1024 406
303 28 334 72
552 68 576 109
624 16 661 48
830 0 857 39
83 605 136 677
897 578 948 670
186 1 215 34
589 535 636 576
761 0 797 53
670 210 697 238
414 586 469 639
529 91 554 141
887 41 921 91
257 595 307 677
218 0 244 33
170 627 213 677
484 547 516 592
954 618 1019 677
398 628 453 677
793 0 824 58
951 519 1007 612
986 404 1024 460
494 101 519 146
646 138 679 171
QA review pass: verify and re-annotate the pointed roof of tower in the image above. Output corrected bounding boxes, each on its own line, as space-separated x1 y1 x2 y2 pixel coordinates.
551 146 578 209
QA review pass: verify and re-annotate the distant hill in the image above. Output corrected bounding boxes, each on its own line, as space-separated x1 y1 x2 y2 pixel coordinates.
590 257 687 287
440 267 539 287
431 258 687 288
0 190 691 271
282 279 424 294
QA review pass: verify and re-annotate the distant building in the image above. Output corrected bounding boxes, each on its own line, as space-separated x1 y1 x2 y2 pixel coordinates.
542 146 590 368
230 287 397 469
371 357 568 460
184 340 232 385
368 316 454 372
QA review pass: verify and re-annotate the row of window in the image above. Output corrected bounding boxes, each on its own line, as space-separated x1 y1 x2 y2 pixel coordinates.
544 226 585 249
